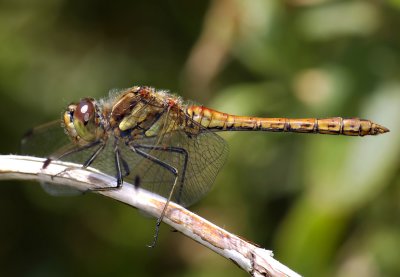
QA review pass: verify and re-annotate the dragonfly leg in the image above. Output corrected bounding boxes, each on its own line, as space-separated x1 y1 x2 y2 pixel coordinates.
45 141 104 184
114 147 123 187
129 145 179 248
88 140 126 191
119 153 130 178
114 141 132 184
82 143 106 168
82 142 126 192
43 140 102 169
133 175 141 189
134 144 188 205
112 142 134 185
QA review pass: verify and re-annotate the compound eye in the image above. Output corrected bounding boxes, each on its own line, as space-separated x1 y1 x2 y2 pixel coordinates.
75 99 95 125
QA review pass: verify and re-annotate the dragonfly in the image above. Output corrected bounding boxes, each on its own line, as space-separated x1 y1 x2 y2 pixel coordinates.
21 85 389 246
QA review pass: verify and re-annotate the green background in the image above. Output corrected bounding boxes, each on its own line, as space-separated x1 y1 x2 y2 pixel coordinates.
1 0 400 276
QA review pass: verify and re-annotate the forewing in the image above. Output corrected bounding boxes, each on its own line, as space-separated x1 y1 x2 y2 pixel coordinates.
21 121 82 195
21 121 71 157
21 121 117 195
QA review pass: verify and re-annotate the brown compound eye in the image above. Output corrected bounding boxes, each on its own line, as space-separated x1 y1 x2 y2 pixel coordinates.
68 98 98 142
75 99 95 125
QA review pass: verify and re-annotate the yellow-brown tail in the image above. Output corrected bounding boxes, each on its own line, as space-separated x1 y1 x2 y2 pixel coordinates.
186 106 389 136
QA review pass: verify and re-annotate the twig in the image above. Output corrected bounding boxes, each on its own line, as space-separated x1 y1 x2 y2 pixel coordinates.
0 154 301 277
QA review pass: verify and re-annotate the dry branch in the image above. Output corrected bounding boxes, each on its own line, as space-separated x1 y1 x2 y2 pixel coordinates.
0 154 300 277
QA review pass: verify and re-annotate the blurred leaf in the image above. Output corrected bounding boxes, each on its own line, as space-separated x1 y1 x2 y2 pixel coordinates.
297 1 381 40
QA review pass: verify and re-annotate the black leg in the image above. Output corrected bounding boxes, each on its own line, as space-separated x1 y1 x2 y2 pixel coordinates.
132 146 178 175
120 154 130 178
133 175 141 189
129 145 179 248
134 144 188 204
115 142 132 184
114 147 123 186
89 140 125 192
83 143 106 168
43 140 101 169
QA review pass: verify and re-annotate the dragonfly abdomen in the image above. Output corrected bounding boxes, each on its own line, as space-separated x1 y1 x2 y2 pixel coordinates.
186 106 389 136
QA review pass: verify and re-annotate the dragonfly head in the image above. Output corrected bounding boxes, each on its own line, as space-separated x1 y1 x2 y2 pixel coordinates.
63 98 102 145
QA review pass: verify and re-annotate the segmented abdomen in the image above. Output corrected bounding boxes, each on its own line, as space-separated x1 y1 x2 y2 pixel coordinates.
186 106 389 136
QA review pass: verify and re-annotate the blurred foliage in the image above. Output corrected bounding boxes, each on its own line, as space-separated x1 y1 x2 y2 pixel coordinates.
1 0 400 276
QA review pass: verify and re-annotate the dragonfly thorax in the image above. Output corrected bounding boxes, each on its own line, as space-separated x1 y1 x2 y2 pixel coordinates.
63 98 105 146
106 86 184 140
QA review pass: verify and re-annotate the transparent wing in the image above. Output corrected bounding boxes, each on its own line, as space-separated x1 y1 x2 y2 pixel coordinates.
21 121 141 195
21 121 71 158
121 112 229 207
21 121 84 195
